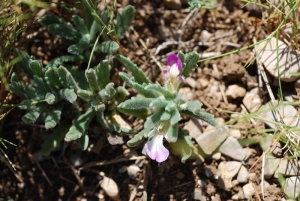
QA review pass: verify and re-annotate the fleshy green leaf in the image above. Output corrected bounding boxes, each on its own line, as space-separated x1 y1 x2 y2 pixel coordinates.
181 109 218 127
149 98 169 109
116 5 134 39
72 15 89 35
118 97 153 118
47 55 85 68
45 67 61 87
57 66 80 90
170 108 181 125
45 93 56 105
33 75 47 94
22 103 48 123
68 42 89 55
38 14 66 26
144 110 164 129
169 128 193 163
9 73 39 98
115 86 129 104
119 73 157 97
145 84 174 99
41 120 70 155
115 55 151 84
77 89 94 102
181 51 199 78
105 83 116 98
29 59 43 77
13 49 33 78
85 68 100 92
99 41 119 54
160 110 171 121
95 60 110 89
166 123 178 143
18 97 44 110
127 128 150 147
59 88 77 104
47 23 81 41
45 103 63 129
65 108 95 141
79 132 89 150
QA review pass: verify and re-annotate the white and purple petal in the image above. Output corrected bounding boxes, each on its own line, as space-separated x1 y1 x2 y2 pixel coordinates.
167 54 182 72
144 135 169 163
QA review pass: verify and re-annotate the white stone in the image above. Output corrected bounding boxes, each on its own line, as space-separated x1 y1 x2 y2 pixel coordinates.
264 156 280 179
243 88 262 112
229 129 241 139
226 161 242 178
191 188 206 201
100 176 120 200
237 165 249 183
217 162 233 190
242 183 255 199
225 85 246 99
127 165 140 179
184 118 202 139
185 77 197 88
257 37 300 82
261 101 300 129
196 127 229 155
283 176 300 199
69 154 83 167
278 159 300 176
219 136 247 161
212 152 221 160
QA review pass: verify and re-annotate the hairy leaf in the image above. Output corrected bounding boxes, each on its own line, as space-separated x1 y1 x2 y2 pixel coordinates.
45 93 56 105
169 128 193 163
65 108 95 141
45 67 61 87
144 110 164 129
170 107 181 125
115 55 151 84
72 15 89 35
59 88 77 104
119 73 156 97
77 89 94 102
116 5 134 39
29 59 43 77
48 23 81 42
105 83 116 98
166 123 178 143
145 84 174 99
79 132 89 150
41 120 70 156
127 128 150 147
181 51 199 78
181 109 218 127
33 75 47 94
13 49 33 78
95 60 110 89
38 14 66 26
115 86 129 104
47 55 85 68
150 98 169 109
118 97 153 118
22 103 48 123
85 68 99 92
99 41 119 54
45 103 63 129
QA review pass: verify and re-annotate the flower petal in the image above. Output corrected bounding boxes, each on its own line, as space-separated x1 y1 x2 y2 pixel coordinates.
145 135 169 162
167 54 182 72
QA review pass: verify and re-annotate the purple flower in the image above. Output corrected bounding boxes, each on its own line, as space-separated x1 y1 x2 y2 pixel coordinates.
163 54 185 93
144 121 170 162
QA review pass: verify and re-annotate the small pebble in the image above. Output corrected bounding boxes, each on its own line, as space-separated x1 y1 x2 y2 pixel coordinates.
127 165 140 179
176 172 185 179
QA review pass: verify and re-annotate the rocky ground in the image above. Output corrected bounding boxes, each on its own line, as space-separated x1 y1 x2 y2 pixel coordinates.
1 0 300 200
